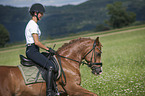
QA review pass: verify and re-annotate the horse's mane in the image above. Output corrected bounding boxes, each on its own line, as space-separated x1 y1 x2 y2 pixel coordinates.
57 37 92 52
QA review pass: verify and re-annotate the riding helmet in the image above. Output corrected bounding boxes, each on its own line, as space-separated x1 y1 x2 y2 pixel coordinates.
29 3 45 14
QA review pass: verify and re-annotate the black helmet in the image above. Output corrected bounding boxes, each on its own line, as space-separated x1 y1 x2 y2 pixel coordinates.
30 3 45 13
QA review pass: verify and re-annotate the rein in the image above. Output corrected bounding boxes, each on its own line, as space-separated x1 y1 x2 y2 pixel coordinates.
56 40 102 67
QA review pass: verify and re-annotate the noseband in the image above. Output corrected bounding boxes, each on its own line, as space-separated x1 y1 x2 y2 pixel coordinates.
83 40 102 67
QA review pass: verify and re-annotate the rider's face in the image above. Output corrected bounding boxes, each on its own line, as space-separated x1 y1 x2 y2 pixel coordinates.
37 12 43 20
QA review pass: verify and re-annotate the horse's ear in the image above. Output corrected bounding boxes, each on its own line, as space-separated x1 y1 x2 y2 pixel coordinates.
95 37 99 46
96 37 99 41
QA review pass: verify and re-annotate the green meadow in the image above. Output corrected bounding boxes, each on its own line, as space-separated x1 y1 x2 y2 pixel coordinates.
81 27 145 96
0 26 145 96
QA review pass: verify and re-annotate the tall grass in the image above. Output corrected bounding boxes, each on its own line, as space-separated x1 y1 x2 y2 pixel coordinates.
81 29 145 96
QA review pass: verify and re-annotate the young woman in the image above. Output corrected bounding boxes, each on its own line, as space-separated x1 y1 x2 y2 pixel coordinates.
25 3 55 71
25 3 58 95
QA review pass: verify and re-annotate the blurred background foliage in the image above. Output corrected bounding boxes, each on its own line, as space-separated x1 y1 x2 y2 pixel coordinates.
0 0 145 46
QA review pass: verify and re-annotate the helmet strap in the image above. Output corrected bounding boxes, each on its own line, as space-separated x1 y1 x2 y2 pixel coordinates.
34 12 39 21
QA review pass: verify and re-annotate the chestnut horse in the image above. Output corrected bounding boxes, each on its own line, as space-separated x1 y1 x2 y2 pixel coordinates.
0 37 102 96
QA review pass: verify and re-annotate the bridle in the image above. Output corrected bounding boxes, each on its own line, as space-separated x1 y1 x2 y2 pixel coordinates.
55 39 102 85
83 39 102 68
56 39 102 68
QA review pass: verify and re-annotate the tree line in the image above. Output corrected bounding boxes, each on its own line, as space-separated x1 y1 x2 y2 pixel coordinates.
0 0 144 47
0 24 10 47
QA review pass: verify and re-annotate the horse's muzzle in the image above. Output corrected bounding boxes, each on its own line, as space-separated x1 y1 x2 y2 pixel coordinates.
91 66 102 75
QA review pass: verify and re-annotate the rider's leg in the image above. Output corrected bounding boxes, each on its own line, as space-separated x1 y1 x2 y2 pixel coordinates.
26 45 59 95
26 45 56 70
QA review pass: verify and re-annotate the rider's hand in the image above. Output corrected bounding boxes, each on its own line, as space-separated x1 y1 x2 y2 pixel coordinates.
47 47 56 55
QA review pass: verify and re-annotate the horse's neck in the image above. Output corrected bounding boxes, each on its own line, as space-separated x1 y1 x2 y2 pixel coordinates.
58 42 89 61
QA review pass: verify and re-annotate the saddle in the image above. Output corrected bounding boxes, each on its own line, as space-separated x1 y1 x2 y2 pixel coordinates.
19 52 61 81
20 52 50 67
19 52 62 95
20 55 36 67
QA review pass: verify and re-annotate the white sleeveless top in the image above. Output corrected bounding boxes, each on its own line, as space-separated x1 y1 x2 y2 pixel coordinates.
25 20 41 44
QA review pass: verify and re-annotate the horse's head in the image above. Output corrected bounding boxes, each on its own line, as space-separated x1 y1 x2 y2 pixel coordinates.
83 37 103 75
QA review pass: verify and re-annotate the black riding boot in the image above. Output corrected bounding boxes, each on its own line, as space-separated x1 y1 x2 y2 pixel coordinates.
46 66 54 96
46 66 59 96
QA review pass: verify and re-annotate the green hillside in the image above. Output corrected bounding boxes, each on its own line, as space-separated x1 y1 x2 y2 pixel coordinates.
0 0 145 42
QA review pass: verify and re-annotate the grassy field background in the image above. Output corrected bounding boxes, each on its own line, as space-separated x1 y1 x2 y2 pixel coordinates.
81 27 145 96
0 25 145 96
